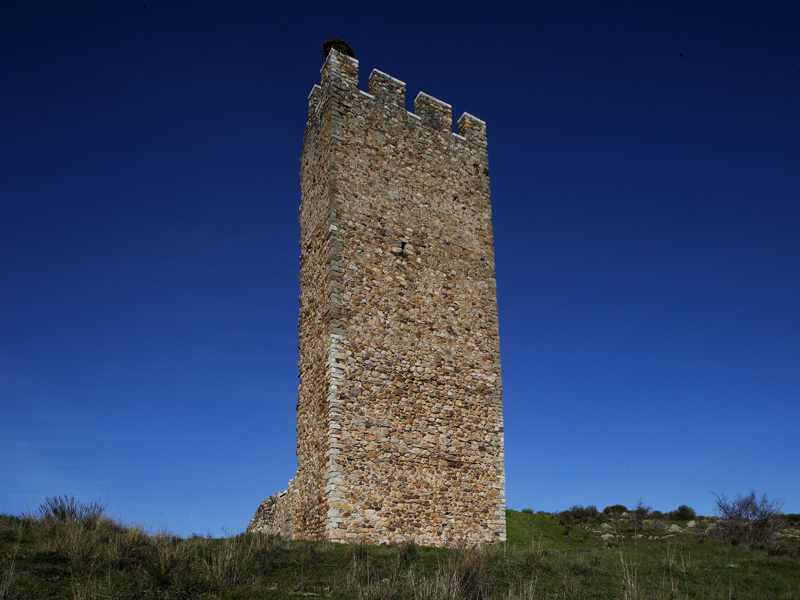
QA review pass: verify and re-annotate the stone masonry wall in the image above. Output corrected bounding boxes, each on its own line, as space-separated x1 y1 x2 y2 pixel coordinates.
247 478 295 538
249 49 505 547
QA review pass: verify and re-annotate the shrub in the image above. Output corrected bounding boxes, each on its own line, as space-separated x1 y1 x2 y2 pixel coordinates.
521 508 534 514
559 505 601 524
585 505 599 517
603 504 628 516
667 505 696 521
712 490 785 549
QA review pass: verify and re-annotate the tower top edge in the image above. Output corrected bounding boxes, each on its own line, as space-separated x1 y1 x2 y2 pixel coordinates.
314 48 485 143
371 69 406 87
320 47 359 75
414 91 452 110
458 112 485 126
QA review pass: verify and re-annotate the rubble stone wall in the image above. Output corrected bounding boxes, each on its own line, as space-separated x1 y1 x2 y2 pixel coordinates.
247 479 295 537
249 49 505 547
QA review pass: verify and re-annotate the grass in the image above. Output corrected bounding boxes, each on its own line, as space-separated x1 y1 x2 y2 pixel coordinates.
1 499 799 599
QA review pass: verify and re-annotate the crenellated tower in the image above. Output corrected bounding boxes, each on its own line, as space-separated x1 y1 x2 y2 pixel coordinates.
248 49 505 547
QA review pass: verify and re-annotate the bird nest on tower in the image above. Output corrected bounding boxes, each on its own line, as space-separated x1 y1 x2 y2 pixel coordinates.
322 38 355 59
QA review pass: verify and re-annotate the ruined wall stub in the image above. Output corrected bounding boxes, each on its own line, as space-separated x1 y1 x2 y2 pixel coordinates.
248 49 505 547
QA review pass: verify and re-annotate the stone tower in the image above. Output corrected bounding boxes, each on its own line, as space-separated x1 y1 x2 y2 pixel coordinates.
248 49 505 547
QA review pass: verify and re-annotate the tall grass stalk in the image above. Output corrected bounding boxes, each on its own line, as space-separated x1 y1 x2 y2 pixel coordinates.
204 534 255 589
617 548 640 600
0 534 19 599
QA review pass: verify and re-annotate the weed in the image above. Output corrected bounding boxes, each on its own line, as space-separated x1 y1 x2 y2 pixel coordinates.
616 549 640 600
349 540 368 563
398 537 418 568
523 542 550 573
30 496 105 523
447 548 490 600
299 537 317 566
204 534 255 589
346 541 374 588
0 526 20 599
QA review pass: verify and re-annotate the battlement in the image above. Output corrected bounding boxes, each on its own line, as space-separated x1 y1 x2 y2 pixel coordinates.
309 48 487 146
368 69 405 109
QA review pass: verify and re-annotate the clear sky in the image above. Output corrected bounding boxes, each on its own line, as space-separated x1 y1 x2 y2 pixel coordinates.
2 1 798 536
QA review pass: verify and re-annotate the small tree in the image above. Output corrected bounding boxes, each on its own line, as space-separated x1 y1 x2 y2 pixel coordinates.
712 490 785 548
632 498 651 532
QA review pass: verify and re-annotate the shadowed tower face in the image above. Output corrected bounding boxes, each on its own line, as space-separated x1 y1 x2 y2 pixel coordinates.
248 49 505 547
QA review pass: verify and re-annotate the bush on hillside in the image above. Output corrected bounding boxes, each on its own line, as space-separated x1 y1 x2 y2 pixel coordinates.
603 504 628 516
633 499 652 531
712 490 785 549
667 505 696 521
559 505 603 524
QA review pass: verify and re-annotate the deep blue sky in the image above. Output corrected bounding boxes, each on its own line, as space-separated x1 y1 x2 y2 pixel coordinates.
2 1 798 535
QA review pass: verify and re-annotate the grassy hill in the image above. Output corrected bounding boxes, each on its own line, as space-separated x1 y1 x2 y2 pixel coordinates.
1 500 799 599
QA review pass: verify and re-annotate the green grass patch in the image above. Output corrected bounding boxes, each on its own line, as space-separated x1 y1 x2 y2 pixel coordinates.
505 508 603 549
1 504 799 599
